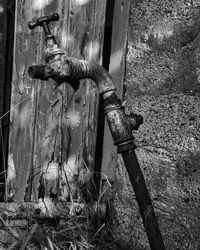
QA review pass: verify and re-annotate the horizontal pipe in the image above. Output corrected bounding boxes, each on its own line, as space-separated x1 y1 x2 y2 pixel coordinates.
28 56 116 96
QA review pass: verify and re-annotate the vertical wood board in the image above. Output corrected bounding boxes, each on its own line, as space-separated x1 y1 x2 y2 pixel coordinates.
101 0 131 182
8 0 106 201
0 0 8 200
0 0 7 118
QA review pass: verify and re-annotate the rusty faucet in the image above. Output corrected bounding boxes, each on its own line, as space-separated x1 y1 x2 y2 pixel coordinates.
28 14 165 250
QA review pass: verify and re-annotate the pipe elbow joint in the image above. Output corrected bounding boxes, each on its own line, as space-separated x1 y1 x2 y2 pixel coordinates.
28 56 116 96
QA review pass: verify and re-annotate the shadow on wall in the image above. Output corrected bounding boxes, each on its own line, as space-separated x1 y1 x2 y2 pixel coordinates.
125 0 200 97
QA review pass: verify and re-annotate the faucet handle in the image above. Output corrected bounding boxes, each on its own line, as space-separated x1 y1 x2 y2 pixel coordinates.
28 13 59 41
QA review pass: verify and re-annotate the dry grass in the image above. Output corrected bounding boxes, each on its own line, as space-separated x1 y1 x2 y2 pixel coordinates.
0 176 123 250
0 201 123 250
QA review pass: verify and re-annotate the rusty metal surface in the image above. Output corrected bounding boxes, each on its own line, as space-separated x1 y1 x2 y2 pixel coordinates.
29 56 116 94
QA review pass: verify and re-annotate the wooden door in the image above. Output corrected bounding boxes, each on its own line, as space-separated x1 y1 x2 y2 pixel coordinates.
7 0 106 202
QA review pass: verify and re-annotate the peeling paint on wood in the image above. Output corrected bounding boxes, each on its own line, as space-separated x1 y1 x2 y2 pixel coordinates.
8 0 107 201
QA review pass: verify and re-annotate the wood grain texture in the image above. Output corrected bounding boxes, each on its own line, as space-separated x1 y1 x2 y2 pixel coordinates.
8 0 106 202
101 0 131 182
0 0 8 198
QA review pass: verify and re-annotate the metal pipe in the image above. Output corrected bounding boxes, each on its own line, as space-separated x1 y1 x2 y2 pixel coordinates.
28 57 165 249
122 149 165 249
28 57 116 95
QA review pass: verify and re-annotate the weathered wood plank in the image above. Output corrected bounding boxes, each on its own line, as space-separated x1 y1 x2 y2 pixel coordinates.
0 0 15 201
0 200 106 243
8 0 107 202
7 0 43 201
0 0 8 195
0 0 7 118
0 200 106 248
101 0 131 183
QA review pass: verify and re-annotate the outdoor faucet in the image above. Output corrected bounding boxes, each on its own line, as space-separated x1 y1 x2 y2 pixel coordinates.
28 14 165 250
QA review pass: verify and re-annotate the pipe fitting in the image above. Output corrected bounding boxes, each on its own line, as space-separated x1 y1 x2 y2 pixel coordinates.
103 93 137 152
127 113 143 131
28 54 116 95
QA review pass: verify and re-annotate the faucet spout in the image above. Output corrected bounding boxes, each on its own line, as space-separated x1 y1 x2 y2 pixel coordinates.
28 65 51 81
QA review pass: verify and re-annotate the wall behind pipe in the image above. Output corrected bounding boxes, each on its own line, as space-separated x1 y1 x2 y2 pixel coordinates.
112 0 200 249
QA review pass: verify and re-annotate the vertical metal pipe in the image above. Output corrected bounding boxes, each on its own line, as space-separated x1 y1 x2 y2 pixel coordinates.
121 149 165 250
